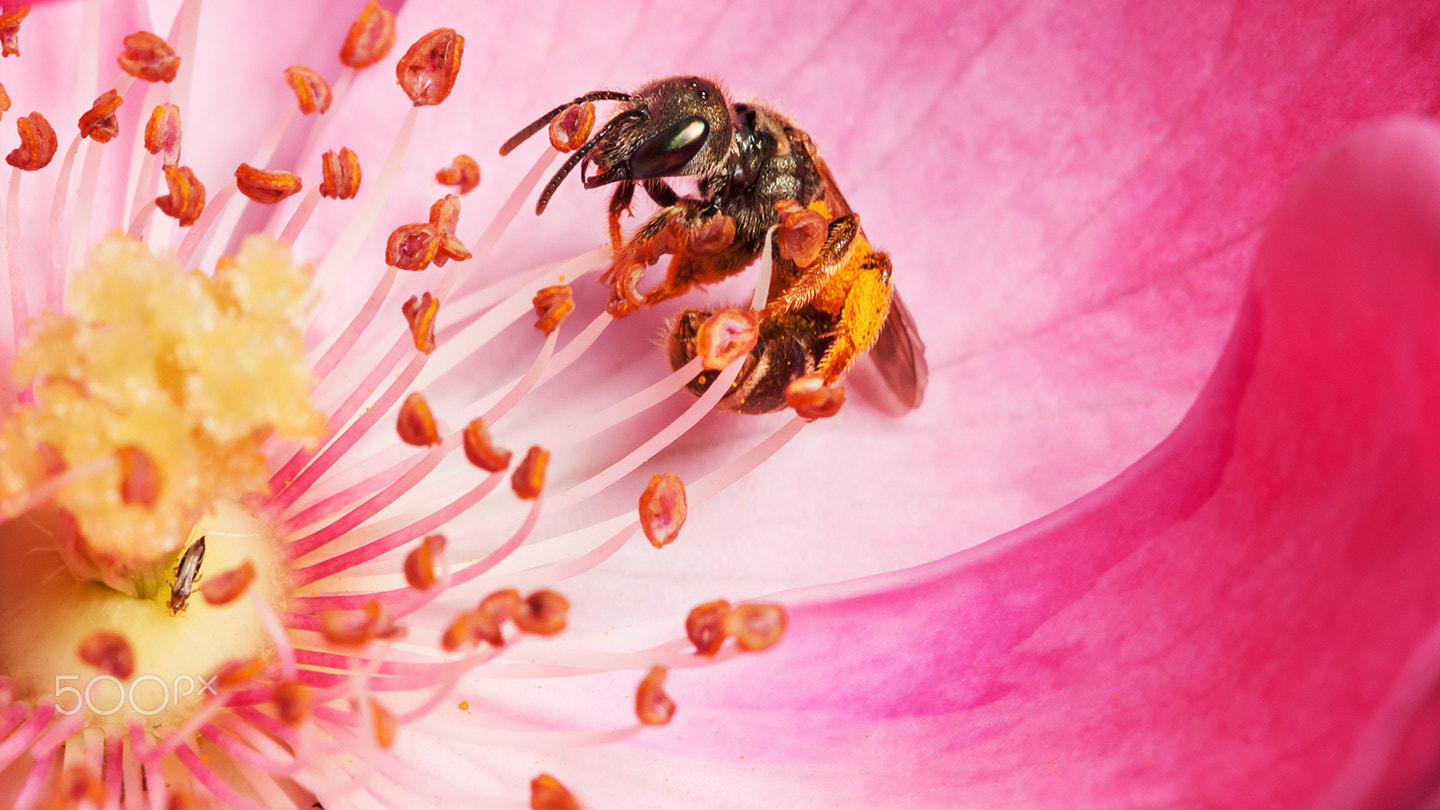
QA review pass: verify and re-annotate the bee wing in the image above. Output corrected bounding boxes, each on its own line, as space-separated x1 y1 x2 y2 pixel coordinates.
869 288 928 411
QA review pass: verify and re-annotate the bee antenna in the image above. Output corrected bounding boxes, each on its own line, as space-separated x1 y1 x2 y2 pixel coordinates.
534 110 644 215
499 90 633 156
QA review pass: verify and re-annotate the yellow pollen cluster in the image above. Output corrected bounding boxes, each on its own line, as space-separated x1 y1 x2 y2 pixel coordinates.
0 233 325 591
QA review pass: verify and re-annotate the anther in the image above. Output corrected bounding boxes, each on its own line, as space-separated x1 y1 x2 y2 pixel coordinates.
369 697 397 748
156 165 206 227
514 589 569 636
0 6 28 58
687 214 737 256
723 603 787 652
0 83 9 120
638 472 687 549
402 292 439 354
532 285 574 335
77 89 124 144
117 444 160 507
78 631 135 679
284 65 332 115
340 0 396 70
775 199 827 267
52 766 105 807
320 599 402 647
686 599 730 656
530 774 581 810
635 666 674 726
462 418 512 472
435 154 480 194
428 194 471 265
117 31 180 83
511 446 549 499
6 111 57 171
386 223 440 271
213 656 267 690
319 146 361 199
273 680 312 725
200 560 255 606
396 28 464 107
548 102 596 153
396 391 441 447
696 309 759 370
403 533 447 590
785 372 845 420
234 163 303 204
144 103 182 167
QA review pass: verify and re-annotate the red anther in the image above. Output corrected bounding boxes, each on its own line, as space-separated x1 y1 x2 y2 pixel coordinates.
785 372 845 420
635 666 675 726
511 446 549 500
462 418 512 473
117 31 180 83
396 28 464 107
638 472 687 549
0 6 28 58
319 146 361 199
532 285 574 335
473 588 521 645
723 603 788 652
117 444 160 507
514 589 569 636
530 774 581 810
403 534 447 590
320 599 400 647
77 89 123 144
385 222 440 271
687 214 736 256
435 154 480 194
441 611 477 652
401 291 438 354
686 599 731 657
284 65 332 115
369 697 396 748
0 83 9 118
548 102 595 153
212 656 266 689
234 163 303 204
427 194 471 265
156 165 206 227
78 631 135 679
340 0 396 69
775 199 828 267
396 391 441 447
273 680 311 725
53 766 105 807
34 440 65 476
6 111 56 171
144 103 182 167
200 560 255 606
696 308 758 371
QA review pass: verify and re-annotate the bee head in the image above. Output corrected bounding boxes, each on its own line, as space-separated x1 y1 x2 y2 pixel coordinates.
582 77 734 189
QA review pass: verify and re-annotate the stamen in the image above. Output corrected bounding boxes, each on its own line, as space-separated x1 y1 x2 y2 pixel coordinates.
339 1 396 69
0 83 9 118
0 6 28 57
403 534 446 591
435 154 479 194
234 163 302 204
77 631 135 679
144 103 181 166
686 599 731 656
548 102 595 152
385 222 440 271
638 472 687 548
723 603 788 651
155 165 205 226
635 666 674 726
283 65 332 114
775 199 827 266
273 681 311 726
513 590 569 636
428 193 471 265
511 446 549 499
395 29 464 107
463 418 512 472
696 308 759 370
401 292 439 353
368 697 396 748
201 560 256 605
319 146 361 200
396 391 441 447
530 774 581 810
116 444 160 507
785 372 846 419
76 89 123 144
6 111 57 170
116 31 180 83
532 284 574 335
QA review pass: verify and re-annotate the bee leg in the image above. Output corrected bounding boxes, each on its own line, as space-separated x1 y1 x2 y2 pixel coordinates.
607 182 635 254
760 214 859 318
815 249 893 384
600 200 738 315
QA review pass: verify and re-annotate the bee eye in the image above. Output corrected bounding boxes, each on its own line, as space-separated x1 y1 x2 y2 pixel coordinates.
630 117 709 179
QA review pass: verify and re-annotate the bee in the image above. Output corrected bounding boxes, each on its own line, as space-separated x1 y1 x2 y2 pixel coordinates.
167 535 205 615
500 76 927 413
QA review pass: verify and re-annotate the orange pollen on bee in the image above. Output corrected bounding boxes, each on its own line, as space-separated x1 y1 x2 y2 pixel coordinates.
511 446 549 499
340 0 396 69
77 89 123 144
144 103 182 167
319 145 362 199
156 165 206 226
696 308 759 370
685 599 731 657
200 560 256 606
401 291 439 354
462 418 512 472
396 391 441 447
638 472 687 549
785 372 845 420
635 666 674 726
435 153 480 194
548 101 595 152
723 603 788 652
395 28 464 107
117 31 179 83
0 6 29 57
283 65 332 115
273 680 312 726
532 284 574 335
403 533 447 591
77 631 135 679
6 110 56 170
116 444 161 507
234 163 303 204
530 774 582 810
514 589 569 636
